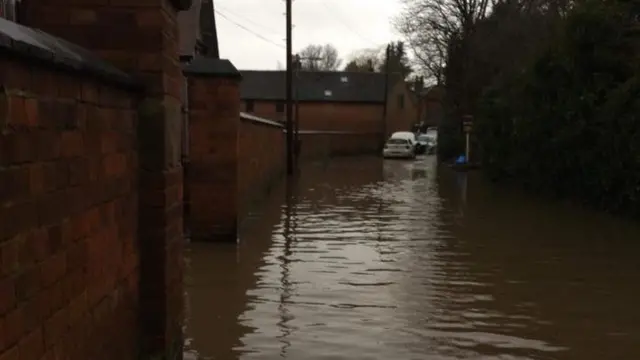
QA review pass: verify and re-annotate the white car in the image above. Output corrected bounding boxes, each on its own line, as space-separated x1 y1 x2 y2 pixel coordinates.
383 132 417 159
417 133 437 154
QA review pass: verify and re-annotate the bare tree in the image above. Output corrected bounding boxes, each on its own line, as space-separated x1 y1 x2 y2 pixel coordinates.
394 0 494 83
297 44 342 71
343 47 385 72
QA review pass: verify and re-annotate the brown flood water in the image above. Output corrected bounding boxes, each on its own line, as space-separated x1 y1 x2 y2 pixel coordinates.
183 157 640 360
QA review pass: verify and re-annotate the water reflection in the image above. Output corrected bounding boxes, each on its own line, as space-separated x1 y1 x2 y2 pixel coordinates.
185 156 640 360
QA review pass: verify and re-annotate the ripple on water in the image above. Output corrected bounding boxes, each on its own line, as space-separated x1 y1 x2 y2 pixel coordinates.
185 158 640 360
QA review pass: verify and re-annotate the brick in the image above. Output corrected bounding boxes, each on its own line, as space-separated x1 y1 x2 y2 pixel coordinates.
39 252 66 287
103 153 127 177
36 192 64 228
0 277 16 316
23 99 38 128
100 133 119 154
14 265 40 301
35 132 61 161
17 327 44 360
68 157 90 186
62 270 86 302
0 346 18 360
97 9 136 27
0 239 19 277
67 292 87 326
60 132 83 158
44 283 65 316
0 166 30 204
7 97 27 129
43 307 69 349
28 164 45 196
2 61 30 92
20 295 46 335
2 307 24 348
136 9 164 27
80 83 98 104
57 77 81 101
69 8 97 24
0 202 37 243
0 133 37 166
19 229 48 265
137 53 162 72
0 91 7 130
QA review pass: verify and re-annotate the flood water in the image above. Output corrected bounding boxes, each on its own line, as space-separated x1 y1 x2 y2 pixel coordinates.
184 157 640 360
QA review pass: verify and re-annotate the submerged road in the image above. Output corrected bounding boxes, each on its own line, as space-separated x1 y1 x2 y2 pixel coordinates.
184 156 640 360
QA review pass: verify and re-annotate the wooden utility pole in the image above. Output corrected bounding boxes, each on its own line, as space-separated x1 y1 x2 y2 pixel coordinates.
285 0 294 175
294 54 301 162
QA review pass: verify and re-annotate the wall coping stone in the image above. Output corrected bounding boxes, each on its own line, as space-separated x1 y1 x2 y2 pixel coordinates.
240 112 283 128
183 57 241 79
0 18 142 90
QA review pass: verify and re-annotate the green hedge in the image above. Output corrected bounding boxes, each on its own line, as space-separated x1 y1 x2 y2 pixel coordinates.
475 0 640 216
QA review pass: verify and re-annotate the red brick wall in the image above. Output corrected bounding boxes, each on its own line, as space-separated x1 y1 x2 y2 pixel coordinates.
0 59 139 360
242 100 384 133
298 132 381 160
238 116 285 217
24 1 186 358
419 86 445 127
385 81 419 138
242 101 286 124
187 75 240 242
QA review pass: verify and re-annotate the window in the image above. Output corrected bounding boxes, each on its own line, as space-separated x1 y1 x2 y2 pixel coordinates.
246 100 255 113
275 101 284 113
340 76 348 83
324 90 332 97
398 94 405 109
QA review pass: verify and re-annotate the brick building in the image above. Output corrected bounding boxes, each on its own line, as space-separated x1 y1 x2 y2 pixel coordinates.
416 84 445 128
239 70 419 137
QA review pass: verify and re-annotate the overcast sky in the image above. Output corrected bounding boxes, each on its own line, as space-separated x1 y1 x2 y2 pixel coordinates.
215 0 403 70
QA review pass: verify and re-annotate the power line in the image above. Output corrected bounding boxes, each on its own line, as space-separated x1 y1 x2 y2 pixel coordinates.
319 0 377 45
215 10 285 49
216 4 281 36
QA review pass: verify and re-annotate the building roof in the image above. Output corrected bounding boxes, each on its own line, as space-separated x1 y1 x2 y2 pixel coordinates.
240 70 386 103
199 0 219 58
178 0 202 57
178 0 219 59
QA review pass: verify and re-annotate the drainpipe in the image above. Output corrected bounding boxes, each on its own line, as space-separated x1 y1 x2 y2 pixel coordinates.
181 59 191 242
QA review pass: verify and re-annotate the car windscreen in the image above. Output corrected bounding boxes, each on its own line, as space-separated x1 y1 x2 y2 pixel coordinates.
387 138 409 145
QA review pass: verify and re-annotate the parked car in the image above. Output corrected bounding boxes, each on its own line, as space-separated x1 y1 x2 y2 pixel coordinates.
416 134 430 155
417 133 437 155
383 132 417 159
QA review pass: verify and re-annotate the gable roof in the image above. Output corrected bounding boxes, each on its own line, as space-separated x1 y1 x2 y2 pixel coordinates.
178 0 219 59
199 0 219 58
240 70 386 103
178 0 202 57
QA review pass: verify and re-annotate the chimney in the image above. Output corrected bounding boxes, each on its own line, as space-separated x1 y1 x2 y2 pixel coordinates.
367 59 374 72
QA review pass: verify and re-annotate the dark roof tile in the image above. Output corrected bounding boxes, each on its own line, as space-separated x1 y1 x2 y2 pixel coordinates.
240 70 386 103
